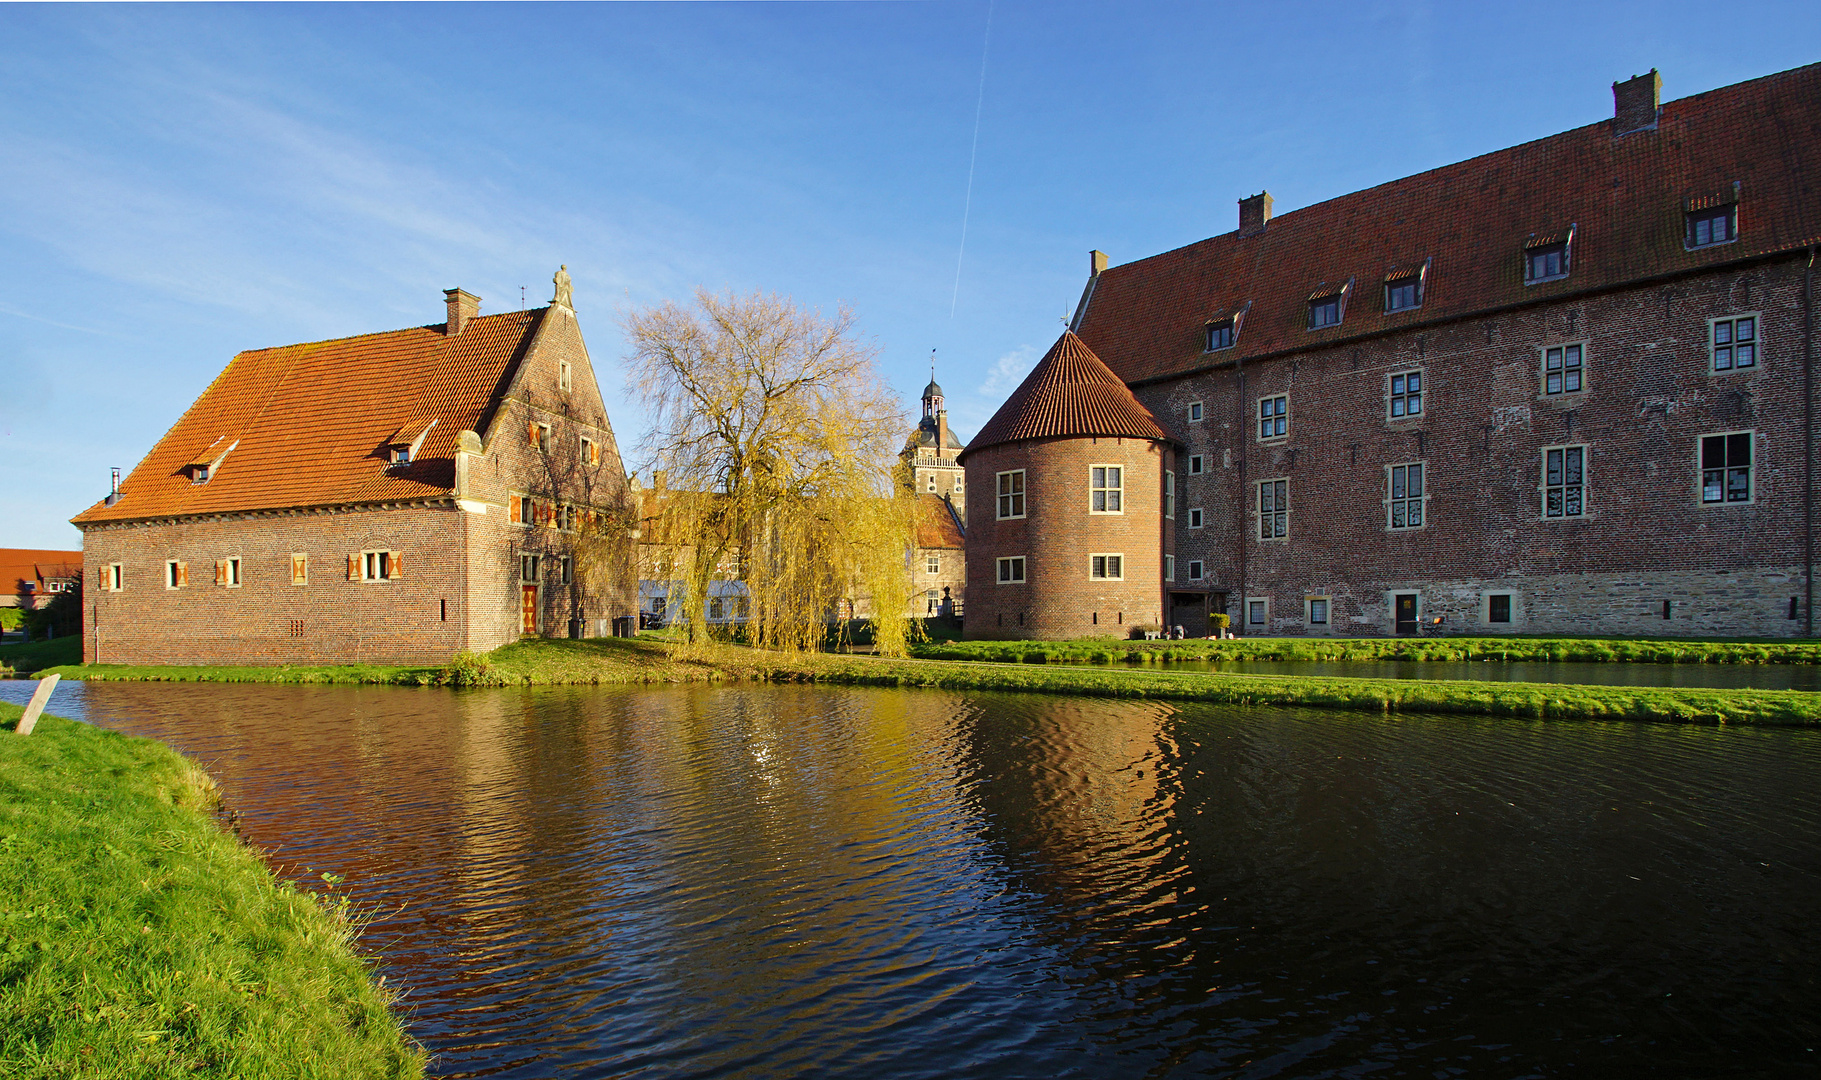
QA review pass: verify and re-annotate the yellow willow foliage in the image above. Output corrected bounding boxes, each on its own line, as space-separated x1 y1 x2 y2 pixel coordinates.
622 289 917 657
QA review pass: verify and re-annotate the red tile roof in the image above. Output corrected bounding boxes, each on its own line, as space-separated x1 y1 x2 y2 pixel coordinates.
1077 62 1821 386
0 549 82 594
915 494 966 549
73 310 545 525
959 332 1175 461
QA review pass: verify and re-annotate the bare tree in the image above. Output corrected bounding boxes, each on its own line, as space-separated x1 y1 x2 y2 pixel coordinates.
622 290 915 655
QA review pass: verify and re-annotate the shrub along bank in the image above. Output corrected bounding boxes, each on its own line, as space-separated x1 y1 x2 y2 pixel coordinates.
0 702 424 1079
909 635 1821 667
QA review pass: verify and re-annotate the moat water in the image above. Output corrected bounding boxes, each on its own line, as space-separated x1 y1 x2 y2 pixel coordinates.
8 679 1821 1077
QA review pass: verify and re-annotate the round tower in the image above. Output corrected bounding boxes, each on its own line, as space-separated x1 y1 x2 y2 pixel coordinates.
958 331 1177 640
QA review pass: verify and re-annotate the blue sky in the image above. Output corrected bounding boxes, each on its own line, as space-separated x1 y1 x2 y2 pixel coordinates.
3 1 1817 549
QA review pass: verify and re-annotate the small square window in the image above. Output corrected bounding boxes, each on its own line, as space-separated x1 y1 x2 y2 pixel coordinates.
1247 598 1269 626
1090 466 1123 514
1188 401 1204 422
1258 395 1287 440
1542 344 1584 395
390 447 410 464
1189 455 1204 475
1701 431 1753 504
1188 507 1204 529
1206 321 1234 352
1711 316 1757 372
1308 597 1329 625
1090 554 1124 580
1389 370 1422 418
190 465 210 485
1385 279 1420 312
1687 206 1736 249
1488 594 1513 624
997 556 1026 584
1188 560 1204 581
1526 243 1569 283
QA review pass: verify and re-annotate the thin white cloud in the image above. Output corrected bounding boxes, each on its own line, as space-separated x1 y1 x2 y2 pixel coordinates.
977 343 1038 398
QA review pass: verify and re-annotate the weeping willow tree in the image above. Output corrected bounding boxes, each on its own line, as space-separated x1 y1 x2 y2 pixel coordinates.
623 289 917 656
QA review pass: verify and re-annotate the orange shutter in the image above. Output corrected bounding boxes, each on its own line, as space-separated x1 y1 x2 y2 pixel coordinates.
98 566 108 591
529 422 539 446
292 555 307 585
175 562 188 587
510 496 522 524
389 551 402 579
348 554 360 580
214 560 225 586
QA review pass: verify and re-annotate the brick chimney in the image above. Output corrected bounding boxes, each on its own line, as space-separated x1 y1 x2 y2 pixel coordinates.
937 407 951 458
444 288 480 335
1613 70 1661 135
1239 192 1274 237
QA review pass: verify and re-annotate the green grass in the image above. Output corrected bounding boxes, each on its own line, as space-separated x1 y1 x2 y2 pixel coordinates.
909 635 1821 667
0 703 425 1079
0 636 81 676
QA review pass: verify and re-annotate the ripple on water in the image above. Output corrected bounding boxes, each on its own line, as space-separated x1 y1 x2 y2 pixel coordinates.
6 679 1821 1077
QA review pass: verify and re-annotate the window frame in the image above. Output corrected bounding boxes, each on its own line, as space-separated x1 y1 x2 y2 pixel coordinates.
580 435 597 466
290 554 308 586
1524 241 1571 284
1540 341 1588 397
1257 394 1288 442
1540 444 1588 519
1246 596 1271 628
1699 430 1756 506
1165 554 1175 582
1308 295 1343 330
1257 477 1289 541
1163 470 1175 520
1708 313 1761 374
559 361 573 392
1386 462 1427 531
1388 369 1424 420
1205 319 1235 353
996 470 1026 520
1189 454 1204 475
360 549 398 582
996 555 1027 584
1686 205 1738 250
1484 592 1516 626
926 552 940 575
1089 553 1125 581
1187 507 1204 530
165 560 186 590
106 563 123 592
520 553 541 582
1187 560 1204 581
1306 595 1331 628
1089 464 1124 515
1187 401 1204 422
1384 277 1421 313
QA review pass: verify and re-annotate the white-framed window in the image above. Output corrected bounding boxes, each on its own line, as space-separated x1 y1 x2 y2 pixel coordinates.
1206 319 1235 352
1687 204 1736 249
513 495 533 526
520 554 541 582
1258 478 1288 540
1188 507 1204 529
165 560 186 589
1484 592 1516 625
1247 596 1270 627
560 556 573 584
1541 343 1585 396
1389 370 1423 418
1090 465 1123 514
360 550 400 581
1090 554 1124 580
1700 431 1754 504
1188 560 1204 581
580 435 599 466
996 556 1026 584
105 563 122 592
1306 596 1330 626
1710 315 1758 372
216 557 241 587
709 596 725 621
1541 445 1586 518
559 361 572 392
1188 401 1204 422
926 553 940 575
1165 554 1175 582
1388 463 1425 529
996 470 1026 519
927 475 937 492
1189 454 1204 475
953 473 963 492
1164 470 1175 519
1258 395 1288 440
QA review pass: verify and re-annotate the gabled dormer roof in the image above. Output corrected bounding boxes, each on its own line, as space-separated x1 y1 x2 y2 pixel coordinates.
958 332 1174 462
73 308 546 525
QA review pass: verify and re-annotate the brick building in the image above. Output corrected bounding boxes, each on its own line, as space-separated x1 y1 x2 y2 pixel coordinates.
72 279 636 664
972 63 1820 639
902 374 968 617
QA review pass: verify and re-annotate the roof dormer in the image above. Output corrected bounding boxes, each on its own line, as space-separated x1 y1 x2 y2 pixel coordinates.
383 418 438 466
186 436 238 485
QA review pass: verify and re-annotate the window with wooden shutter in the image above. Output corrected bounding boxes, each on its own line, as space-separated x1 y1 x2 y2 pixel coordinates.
510 496 522 524
348 554 360 580
175 562 188 587
215 559 227 586
529 421 539 446
390 551 402 579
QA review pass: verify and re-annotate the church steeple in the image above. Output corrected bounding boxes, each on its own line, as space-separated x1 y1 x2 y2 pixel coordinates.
922 352 944 419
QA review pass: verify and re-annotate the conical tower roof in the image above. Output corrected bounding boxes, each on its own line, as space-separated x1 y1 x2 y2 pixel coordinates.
958 331 1174 462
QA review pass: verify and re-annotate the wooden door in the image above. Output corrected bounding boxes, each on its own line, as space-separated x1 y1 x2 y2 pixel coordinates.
521 585 539 636
1394 594 1417 635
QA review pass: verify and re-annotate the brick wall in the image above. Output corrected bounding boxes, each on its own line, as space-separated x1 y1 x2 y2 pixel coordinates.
964 435 1173 640
1143 254 1813 637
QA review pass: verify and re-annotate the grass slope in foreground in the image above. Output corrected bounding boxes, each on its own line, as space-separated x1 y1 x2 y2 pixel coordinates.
909 635 1821 666
0 703 424 1080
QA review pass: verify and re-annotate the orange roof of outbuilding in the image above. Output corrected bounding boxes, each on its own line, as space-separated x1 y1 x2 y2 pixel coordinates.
958 332 1175 461
72 310 545 525
1076 62 1821 386
0 549 83 589
914 494 966 549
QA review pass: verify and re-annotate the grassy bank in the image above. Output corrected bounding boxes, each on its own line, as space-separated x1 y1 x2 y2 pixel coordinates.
0 636 81 677
0 703 424 1079
909 635 1821 667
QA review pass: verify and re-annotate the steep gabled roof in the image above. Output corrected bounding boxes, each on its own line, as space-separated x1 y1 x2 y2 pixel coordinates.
959 332 1174 462
915 494 966 550
73 309 545 525
1077 62 1821 386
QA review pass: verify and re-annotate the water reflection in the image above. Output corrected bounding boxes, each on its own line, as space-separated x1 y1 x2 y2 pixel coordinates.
6 680 1821 1077
1128 657 1821 691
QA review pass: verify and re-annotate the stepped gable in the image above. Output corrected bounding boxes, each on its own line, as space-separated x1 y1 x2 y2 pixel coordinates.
1077 61 1821 386
72 308 545 525
958 331 1174 462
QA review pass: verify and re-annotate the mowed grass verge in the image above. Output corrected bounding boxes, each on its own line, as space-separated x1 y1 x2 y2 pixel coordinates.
0 636 81 677
32 634 1821 724
0 703 424 1080
910 634 1821 666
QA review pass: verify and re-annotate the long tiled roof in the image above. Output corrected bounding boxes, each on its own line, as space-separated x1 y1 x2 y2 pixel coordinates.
0 549 82 590
1077 62 1821 386
915 494 965 549
958 332 1174 461
73 310 544 525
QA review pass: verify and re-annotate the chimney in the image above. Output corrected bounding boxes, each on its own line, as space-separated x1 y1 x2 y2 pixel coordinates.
1089 249 1108 276
444 288 480 335
1239 192 1274 237
1613 70 1661 135
937 407 951 457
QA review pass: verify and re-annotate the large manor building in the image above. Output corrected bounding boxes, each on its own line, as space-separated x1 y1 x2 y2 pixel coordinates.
72 276 637 664
964 63 1821 640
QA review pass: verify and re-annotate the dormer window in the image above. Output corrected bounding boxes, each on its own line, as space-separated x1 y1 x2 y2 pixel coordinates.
1687 205 1736 248
390 448 410 465
1306 280 1352 330
190 464 210 485
1524 227 1574 284
1384 260 1428 313
1205 319 1234 351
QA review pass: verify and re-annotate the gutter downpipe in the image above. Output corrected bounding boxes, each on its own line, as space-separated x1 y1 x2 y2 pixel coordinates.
1806 247 1815 637
1236 356 1247 637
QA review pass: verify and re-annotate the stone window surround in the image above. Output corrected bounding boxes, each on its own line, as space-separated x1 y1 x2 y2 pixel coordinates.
1188 507 1204 529
996 555 1026 584
1697 429 1757 506
1388 369 1424 420
1257 477 1289 541
1386 461 1428 531
1246 595 1271 627
1089 464 1125 515
1708 312 1761 374
1482 591 1520 626
1305 595 1331 629
1258 393 1289 442
996 470 1026 520
1089 553 1125 581
1539 340 1589 397
1540 443 1589 519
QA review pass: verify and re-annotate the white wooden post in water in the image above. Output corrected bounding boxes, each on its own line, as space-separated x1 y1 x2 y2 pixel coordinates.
14 673 60 736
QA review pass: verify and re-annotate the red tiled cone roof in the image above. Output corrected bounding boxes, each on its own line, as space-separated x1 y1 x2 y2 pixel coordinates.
72 310 545 525
1077 62 1821 386
959 332 1174 461
914 494 966 549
